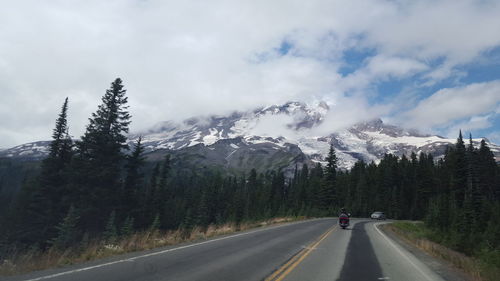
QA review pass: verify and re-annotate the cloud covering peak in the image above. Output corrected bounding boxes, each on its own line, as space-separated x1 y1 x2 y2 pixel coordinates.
0 0 499 147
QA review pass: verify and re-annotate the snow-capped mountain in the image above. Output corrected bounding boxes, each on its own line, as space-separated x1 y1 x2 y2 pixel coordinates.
128 101 499 169
1 101 499 171
0 141 51 160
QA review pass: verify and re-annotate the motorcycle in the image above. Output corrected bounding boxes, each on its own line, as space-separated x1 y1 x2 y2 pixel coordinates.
339 214 350 229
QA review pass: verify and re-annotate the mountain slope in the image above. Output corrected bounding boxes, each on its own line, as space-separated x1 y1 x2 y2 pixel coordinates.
1 101 499 171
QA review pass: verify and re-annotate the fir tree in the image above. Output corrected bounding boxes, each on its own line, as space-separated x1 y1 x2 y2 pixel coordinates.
120 217 134 237
155 155 171 229
453 130 467 208
181 209 194 239
103 210 118 244
49 206 80 249
122 137 145 219
74 78 131 232
477 139 498 200
318 143 337 213
38 98 74 242
140 163 160 228
196 188 211 231
47 97 73 161
150 213 160 231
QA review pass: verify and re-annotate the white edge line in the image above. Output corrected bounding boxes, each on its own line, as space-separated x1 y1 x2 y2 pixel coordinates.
373 222 435 281
23 218 327 281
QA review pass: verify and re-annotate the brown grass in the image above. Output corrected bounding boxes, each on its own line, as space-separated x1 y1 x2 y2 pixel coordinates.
383 223 483 281
0 216 307 277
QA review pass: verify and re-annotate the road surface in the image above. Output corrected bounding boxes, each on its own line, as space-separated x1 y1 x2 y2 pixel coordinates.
5 218 463 281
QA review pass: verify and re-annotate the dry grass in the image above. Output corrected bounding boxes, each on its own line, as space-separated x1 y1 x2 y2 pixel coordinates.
0 216 306 277
383 222 492 281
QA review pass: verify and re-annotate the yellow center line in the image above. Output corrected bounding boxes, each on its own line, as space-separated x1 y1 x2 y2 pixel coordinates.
265 226 336 281
264 247 307 281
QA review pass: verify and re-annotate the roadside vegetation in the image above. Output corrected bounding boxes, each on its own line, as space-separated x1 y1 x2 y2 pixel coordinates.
0 78 498 276
0 216 304 276
387 221 500 281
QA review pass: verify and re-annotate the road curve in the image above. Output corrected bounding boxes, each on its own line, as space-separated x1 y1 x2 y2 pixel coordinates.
4 218 462 281
5 219 334 281
279 219 448 281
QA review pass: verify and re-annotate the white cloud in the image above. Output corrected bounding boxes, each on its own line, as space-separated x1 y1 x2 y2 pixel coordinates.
487 131 500 144
0 0 500 146
249 114 297 140
340 55 428 92
402 80 500 130
445 114 494 138
311 96 390 136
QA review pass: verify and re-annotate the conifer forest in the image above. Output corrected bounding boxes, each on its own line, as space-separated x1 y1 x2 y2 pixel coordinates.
1 78 499 262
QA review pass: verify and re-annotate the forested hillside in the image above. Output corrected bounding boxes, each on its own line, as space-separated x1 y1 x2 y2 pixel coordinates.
0 79 498 265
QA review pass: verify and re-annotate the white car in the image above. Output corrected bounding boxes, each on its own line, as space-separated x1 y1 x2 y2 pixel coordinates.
370 211 386 220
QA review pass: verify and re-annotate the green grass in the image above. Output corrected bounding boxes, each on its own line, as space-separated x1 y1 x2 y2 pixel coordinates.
390 221 428 237
387 221 500 281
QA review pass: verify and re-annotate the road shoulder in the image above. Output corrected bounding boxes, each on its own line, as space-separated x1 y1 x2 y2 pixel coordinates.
379 222 472 281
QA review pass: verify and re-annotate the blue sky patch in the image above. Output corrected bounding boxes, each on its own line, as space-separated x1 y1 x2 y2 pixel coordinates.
339 47 376 76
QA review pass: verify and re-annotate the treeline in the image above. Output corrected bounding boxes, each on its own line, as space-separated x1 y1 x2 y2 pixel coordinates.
0 78 340 255
0 78 498 260
334 132 500 256
425 133 500 255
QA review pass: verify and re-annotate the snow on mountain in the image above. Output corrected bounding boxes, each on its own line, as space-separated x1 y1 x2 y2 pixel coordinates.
1 101 499 170
0 141 51 160
130 101 500 169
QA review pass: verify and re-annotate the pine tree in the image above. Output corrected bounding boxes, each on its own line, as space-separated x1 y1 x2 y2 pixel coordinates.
453 130 467 208
10 178 50 247
181 209 194 239
38 98 74 242
324 143 337 184
156 155 171 229
122 137 145 220
74 78 131 232
465 134 482 232
150 213 160 231
103 210 118 244
196 187 211 231
120 217 134 237
246 169 259 218
47 97 73 161
477 139 498 200
298 164 309 211
318 143 337 213
140 163 160 228
49 206 80 249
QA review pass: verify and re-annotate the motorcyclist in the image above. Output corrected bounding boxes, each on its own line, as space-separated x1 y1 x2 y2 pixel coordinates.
338 207 350 229
339 207 350 217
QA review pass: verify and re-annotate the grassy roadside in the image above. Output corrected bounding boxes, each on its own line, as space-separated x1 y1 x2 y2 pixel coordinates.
0 216 308 277
383 221 500 281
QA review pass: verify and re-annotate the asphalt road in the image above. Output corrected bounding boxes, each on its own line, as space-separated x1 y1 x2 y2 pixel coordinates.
5 218 461 281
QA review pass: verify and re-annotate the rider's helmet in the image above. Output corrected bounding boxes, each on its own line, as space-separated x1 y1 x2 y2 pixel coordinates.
340 207 346 214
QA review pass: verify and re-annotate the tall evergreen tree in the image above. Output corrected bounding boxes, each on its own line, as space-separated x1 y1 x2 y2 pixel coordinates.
318 143 337 213
122 137 146 220
156 155 172 229
140 163 161 228
74 78 131 232
453 130 467 208
41 97 73 207
14 98 74 246
477 139 498 200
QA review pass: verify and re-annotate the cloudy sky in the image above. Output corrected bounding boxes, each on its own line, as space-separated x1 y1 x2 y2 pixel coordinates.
1 0 499 148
